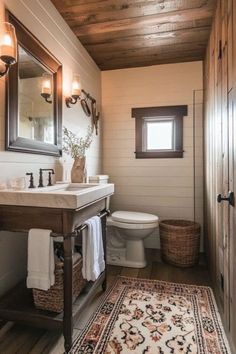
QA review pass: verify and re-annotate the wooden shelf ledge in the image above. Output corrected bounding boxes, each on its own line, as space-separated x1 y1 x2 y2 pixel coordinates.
0 272 105 331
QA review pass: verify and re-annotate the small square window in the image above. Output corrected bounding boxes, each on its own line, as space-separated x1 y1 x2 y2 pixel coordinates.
144 119 174 151
132 105 187 158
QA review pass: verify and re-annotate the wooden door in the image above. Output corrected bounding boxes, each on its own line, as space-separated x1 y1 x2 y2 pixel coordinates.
204 0 236 350
227 1 236 351
228 88 236 353
221 0 230 327
214 0 225 314
215 0 230 330
228 0 236 349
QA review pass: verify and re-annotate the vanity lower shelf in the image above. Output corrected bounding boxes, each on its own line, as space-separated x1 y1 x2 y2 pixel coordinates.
0 272 105 331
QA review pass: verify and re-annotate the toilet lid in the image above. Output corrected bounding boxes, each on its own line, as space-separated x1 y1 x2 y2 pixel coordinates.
112 211 158 224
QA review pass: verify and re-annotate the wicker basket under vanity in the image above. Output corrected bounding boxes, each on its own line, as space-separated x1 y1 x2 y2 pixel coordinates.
159 220 201 267
33 256 86 313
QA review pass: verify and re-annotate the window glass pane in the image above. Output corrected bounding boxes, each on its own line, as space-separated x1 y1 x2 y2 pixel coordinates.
147 121 173 150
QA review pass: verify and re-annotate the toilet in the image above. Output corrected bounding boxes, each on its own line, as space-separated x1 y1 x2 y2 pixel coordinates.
107 211 159 268
88 175 159 268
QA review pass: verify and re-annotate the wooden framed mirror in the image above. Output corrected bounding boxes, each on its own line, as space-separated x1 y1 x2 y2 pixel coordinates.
6 12 62 156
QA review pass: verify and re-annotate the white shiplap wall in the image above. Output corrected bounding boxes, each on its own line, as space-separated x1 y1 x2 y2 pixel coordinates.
102 62 203 249
0 0 101 296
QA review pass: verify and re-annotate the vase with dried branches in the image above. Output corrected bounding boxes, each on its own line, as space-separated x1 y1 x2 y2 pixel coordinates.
63 126 93 183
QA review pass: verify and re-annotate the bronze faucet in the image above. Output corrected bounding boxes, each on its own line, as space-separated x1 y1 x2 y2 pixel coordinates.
38 168 55 187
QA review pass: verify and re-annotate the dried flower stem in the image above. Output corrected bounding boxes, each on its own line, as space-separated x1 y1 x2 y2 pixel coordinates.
63 126 93 159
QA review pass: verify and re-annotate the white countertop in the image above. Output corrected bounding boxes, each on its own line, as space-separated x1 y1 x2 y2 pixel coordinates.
0 183 114 209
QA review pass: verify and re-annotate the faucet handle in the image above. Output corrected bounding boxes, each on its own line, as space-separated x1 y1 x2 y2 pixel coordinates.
47 171 54 186
26 172 35 189
38 169 44 188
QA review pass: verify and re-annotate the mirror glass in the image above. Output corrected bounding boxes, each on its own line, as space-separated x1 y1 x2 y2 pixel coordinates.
6 12 62 156
18 45 54 144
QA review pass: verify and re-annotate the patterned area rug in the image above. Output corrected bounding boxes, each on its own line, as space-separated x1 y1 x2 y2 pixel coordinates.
71 277 231 354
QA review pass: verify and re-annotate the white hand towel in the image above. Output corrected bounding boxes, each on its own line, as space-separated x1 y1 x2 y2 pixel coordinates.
82 216 105 281
27 228 55 291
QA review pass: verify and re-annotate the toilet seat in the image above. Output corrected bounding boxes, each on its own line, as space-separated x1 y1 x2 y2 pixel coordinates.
111 211 159 224
107 217 158 230
107 211 159 230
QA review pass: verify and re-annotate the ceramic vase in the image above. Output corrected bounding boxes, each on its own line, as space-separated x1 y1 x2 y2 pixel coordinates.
71 156 87 183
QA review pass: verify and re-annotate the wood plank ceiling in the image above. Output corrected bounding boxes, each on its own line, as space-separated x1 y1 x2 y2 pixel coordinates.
51 0 217 70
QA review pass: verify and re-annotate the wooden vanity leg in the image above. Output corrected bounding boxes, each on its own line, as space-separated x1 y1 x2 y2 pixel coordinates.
63 235 73 353
101 211 107 292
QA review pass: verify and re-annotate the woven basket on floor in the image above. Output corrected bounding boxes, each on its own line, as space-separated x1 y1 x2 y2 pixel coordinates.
159 220 201 267
33 256 86 313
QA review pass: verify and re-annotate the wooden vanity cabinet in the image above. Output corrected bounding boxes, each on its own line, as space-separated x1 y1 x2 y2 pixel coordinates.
0 198 108 353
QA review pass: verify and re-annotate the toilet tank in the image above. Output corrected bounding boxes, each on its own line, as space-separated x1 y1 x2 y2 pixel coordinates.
89 175 110 209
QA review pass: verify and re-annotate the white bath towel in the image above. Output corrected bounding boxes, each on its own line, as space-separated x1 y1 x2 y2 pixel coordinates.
82 216 105 281
27 228 55 291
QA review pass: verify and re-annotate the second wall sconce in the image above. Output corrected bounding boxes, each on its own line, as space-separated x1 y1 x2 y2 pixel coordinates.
41 73 52 103
0 22 17 77
65 74 100 135
65 74 81 107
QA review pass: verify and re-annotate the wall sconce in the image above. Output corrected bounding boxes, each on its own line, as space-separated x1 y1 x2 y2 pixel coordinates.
65 74 81 108
65 74 100 135
0 22 17 77
41 73 52 103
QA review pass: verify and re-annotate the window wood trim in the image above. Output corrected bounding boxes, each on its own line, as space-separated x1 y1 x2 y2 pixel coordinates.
132 105 188 159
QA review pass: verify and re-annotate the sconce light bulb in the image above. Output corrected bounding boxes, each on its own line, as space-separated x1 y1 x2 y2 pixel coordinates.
72 81 80 90
44 80 51 89
2 33 12 47
71 75 81 97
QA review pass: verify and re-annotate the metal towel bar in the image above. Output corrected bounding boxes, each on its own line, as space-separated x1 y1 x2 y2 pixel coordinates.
50 209 110 239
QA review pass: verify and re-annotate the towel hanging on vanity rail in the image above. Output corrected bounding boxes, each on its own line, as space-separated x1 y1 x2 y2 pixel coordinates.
82 216 105 281
27 228 55 291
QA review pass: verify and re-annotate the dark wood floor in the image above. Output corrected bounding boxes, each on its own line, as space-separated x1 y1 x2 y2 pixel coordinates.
0 249 211 354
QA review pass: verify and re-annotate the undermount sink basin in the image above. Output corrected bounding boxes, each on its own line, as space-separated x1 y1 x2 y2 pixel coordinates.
55 184 93 192
28 183 97 193
0 183 114 209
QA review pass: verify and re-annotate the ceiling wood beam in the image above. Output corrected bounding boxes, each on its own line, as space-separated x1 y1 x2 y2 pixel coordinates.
99 53 204 70
51 0 106 11
59 0 215 27
84 26 210 53
80 18 212 44
72 5 215 36
93 42 206 63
